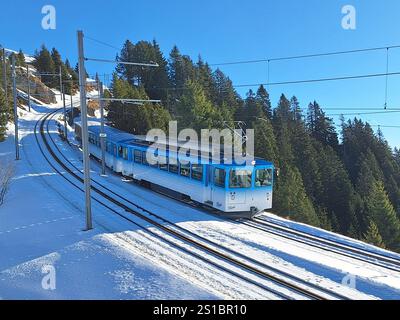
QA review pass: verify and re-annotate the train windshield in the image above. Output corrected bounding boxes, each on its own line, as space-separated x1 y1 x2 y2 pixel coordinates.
255 168 273 187
229 169 252 188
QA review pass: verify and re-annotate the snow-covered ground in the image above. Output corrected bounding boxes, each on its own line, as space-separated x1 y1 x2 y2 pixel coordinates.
1 94 400 300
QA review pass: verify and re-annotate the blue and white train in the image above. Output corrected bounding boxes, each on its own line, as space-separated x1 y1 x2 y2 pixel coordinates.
74 120 274 218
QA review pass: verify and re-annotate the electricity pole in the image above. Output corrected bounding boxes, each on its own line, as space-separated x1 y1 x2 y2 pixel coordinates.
26 64 31 112
59 65 63 102
96 76 106 176
77 30 93 231
62 85 68 141
70 79 74 121
2 48 8 122
11 55 19 160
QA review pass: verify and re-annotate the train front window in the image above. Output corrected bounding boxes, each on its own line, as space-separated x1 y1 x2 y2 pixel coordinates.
229 169 252 188
255 168 273 187
214 168 226 188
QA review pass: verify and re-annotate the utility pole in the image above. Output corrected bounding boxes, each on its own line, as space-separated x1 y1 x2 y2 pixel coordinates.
2 48 8 122
62 85 68 141
11 55 19 160
26 64 31 112
70 81 73 122
77 30 93 231
59 65 63 102
96 76 106 176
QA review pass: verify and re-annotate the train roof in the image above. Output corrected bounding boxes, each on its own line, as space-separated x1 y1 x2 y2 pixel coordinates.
75 118 274 167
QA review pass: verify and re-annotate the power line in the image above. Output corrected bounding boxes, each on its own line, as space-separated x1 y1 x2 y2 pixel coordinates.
326 110 400 116
322 108 400 111
370 125 400 128
85 35 121 51
233 71 400 88
210 44 400 66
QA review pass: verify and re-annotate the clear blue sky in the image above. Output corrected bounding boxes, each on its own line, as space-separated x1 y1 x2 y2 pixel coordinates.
1 0 399 148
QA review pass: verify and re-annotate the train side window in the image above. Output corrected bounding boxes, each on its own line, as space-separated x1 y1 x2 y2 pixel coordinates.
169 160 179 174
191 164 203 181
159 156 168 171
255 168 273 187
180 162 190 177
122 147 128 160
134 149 142 163
229 169 252 188
142 151 149 166
214 168 226 187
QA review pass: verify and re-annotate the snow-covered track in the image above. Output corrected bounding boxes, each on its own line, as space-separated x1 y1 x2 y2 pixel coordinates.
33 109 354 300
243 217 400 272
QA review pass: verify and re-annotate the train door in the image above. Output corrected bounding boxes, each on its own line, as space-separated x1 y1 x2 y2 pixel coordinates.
205 165 213 205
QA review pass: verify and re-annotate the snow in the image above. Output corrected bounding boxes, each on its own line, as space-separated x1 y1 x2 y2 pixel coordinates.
1 92 400 300
3 48 35 64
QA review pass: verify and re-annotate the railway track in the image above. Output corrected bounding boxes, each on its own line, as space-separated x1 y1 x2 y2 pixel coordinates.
34 108 354 300
242 217 400 273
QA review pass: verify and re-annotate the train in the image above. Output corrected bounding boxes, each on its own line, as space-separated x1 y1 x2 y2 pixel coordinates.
74 119 274 218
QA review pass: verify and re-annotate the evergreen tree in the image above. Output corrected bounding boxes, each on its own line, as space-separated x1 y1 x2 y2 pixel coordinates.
274 164 320 226
365 181 400 251
253 117 278 165
363 220 385 248
117 40 170 101
17 50 26 67
176 79 220 131
290 96 302 121
212 68 241 111
33 45 56 88
307 101 338 149
256 85 272 119
106 73 170 134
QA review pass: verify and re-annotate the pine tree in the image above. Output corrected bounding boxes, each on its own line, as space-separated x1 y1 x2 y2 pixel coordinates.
274 164 320 226
17 50 26 67
363 220 385 248
306 101 338 149
176 80 219 131
290 96 302 121
33 45 56 88
256 85 272 119
253 117 278 165
366 181 400 251
212 68 241 111
106 73 170 134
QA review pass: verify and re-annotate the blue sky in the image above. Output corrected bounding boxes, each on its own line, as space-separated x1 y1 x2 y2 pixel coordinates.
1 0 399 148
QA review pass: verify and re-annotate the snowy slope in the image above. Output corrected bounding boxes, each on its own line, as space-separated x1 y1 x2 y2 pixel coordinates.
0 95 400 299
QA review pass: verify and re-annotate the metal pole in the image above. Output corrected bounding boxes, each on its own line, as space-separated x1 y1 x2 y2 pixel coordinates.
11 55 19 160
59 65 63 100
62 85 68 141
70 80 73 123
26 64 31 112
98 78 106 176
2 48 8 122
77 30 93 231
